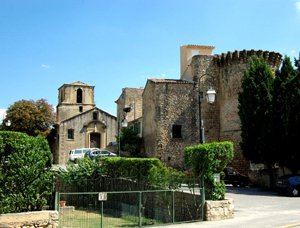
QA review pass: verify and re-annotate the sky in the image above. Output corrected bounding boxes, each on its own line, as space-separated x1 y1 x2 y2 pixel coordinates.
0 0 300 121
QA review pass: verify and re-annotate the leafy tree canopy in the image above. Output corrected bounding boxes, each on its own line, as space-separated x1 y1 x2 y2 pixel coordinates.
2 99 55 137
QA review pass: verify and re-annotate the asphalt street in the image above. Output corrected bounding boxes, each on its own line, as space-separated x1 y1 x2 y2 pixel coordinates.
152 186 300 228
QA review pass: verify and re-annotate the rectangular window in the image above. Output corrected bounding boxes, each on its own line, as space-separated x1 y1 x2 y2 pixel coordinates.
133 122 141 134
67 129 74 140
172 125 182 138
93 112 98 120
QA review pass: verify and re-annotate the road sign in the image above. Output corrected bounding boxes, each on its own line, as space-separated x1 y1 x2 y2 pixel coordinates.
98 192 107 201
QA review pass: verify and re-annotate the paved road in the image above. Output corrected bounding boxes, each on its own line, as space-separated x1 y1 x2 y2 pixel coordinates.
153 187 300 228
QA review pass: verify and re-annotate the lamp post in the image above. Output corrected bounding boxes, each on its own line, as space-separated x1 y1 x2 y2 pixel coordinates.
118 118 128 157
199 84 216 144
198 79 216 221
118 105 131 157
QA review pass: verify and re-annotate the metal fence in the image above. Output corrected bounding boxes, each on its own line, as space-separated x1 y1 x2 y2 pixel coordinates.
56 188 204 227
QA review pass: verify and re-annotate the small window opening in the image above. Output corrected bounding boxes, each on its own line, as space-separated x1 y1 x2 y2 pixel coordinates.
79 106 83 112
93 111 98 120
67 129 74 140
172 125 182 138
77 88 83 103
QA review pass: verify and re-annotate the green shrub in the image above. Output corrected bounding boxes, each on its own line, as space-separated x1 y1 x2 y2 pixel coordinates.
58 157 184 190
0 131 53 213
184 141 234 200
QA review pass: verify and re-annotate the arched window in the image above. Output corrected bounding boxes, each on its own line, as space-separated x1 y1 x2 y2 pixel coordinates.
77 88 83 103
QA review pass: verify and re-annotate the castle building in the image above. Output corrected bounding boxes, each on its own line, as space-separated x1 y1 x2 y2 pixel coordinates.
55 81 117 164
117 45 282 171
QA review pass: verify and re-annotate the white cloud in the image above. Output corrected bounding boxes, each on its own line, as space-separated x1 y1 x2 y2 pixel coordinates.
41 64 51 69
296 1 300 12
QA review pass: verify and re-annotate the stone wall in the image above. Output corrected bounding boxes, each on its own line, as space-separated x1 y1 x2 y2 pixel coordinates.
190 49 282 174
143 79 198 167
205 198 234 221
115 88 144 136
0 211 58 228
57 108 117 164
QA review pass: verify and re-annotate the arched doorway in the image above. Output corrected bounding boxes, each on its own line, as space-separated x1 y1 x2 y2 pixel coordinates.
90 133 101 148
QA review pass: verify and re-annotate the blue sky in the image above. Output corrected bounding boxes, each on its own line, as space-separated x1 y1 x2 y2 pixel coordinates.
1 0 300 120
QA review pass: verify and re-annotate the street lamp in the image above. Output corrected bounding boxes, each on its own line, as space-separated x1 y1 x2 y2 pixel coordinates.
5 120 11 127
198 80 216 221
118 106 131 156
198 80 216 144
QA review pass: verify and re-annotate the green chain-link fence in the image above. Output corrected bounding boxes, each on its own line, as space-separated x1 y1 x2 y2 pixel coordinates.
56 188 204 227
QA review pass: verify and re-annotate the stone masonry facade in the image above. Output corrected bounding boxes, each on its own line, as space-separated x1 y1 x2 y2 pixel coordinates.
189 47 282 172
117 45 282 172
142 79 199 167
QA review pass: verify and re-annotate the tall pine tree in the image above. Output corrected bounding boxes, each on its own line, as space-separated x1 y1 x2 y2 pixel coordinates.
271 56 296 167
283 58 300 173
238 57 275 165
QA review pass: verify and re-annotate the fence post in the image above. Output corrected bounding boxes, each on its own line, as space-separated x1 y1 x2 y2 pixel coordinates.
172 190 175 223
54 192 59 211
138 192 142 227
101 201 104 228
201 176 205 221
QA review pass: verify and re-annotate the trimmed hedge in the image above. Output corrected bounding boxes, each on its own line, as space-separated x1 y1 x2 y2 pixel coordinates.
58 157 184 190
0 131 53 213
184 141 234 200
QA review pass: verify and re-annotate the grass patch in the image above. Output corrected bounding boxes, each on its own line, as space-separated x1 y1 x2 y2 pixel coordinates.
59 208 160 227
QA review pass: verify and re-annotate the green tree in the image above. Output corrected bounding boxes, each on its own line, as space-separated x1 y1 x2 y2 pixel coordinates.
184 141 234 200
120 126 142 156
0 131 53 213
282 59 300 173
238 57 275 166
1 99 55 137
272 56 297 172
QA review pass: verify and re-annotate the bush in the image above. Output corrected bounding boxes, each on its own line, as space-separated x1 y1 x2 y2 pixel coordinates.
0 131 53 213
58 157 184 190
184 141 234 200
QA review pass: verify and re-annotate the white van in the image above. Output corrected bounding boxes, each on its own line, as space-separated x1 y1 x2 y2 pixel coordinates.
69 148 97 162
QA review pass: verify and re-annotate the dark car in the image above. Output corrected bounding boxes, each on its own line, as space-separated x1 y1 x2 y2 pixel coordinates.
223 167 249 187
276 175 300 197
85 149 117 160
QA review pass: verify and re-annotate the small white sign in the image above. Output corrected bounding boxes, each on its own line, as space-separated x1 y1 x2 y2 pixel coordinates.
98 192 107 201
214 173 220 183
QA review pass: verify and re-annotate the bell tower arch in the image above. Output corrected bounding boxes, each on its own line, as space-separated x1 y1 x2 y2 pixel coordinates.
56 81 95 122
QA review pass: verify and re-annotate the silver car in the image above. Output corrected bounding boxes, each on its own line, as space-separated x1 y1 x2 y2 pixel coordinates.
85 149 117 160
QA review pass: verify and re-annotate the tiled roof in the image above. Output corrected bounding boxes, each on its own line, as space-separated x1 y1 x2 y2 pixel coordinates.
148 78 195 84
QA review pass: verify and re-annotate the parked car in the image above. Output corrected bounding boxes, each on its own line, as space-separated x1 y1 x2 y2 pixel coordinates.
223 167 250 187
85 149 117 160
276 175 300 196
69 148 98 162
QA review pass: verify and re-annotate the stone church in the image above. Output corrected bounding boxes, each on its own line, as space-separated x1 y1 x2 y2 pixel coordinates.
116 45 282 172
54 81 117 164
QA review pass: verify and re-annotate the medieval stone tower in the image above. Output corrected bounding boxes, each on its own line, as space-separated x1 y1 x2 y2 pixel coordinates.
138 45 282 170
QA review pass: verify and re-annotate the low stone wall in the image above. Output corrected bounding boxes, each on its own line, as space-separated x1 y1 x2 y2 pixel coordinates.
205 198 234 221
0 211 58 228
